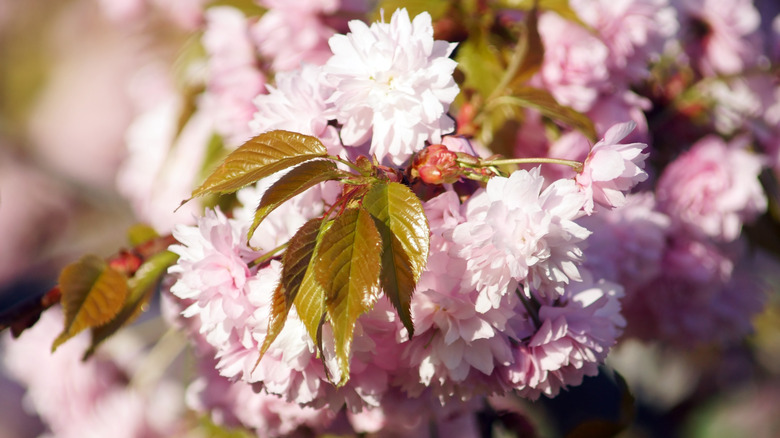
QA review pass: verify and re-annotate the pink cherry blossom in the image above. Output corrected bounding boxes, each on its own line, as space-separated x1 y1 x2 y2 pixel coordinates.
324 8 459 165
536 11 609 112
450 168 590 307
656 135 766 242
168 208 261 349
575 121 649 214
401 287 514 401
201 6 266 147
252 0 339 71
622 236 768 346
570 0 678 82
673 0 762 76
347 389 481 437
501 272 625 400
250 64 344 156
2 310 184 437
185 351 337 437
578 193 671 292
587 90 652 144
117 68 213 232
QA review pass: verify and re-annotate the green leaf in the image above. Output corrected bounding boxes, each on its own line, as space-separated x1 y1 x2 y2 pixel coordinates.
499 0 591 30
83 251 179 359
479 103 524 156
53 255 129 351
249 160 344 244
127 224 159 247
508 7 544 88
372 0 450 22
256 218 324 361
362 182 429 336
315 208 383 385
186 130 328 202
456 31 505 98
493 87 597 141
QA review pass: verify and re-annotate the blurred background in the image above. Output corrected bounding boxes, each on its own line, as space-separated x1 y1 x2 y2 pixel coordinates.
1 1 780 437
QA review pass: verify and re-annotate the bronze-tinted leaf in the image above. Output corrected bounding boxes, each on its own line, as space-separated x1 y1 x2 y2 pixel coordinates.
362 182 430 336
294 220 332 350
83 251 179 359
315 208 383 385
256 282 287 365
255 218 325 363
53 255 128 351
282 218 325 307
186 130 328 201
249 160 344 243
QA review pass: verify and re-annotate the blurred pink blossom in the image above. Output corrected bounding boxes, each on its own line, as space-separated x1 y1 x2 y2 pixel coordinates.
571 0 678 82
0 154 73 286
674 0 762 75
117 66 213 232
623 236 767 346
252 0 339 71
26 2 144 188
536 11 609 112
656 135 766 241
2 310 184 437
578 193 671 292
201 6 266 147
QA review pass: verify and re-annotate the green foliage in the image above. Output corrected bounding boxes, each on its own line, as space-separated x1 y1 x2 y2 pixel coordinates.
127 224 159 247
372 0 450 22
316 208 383 385
507 6 544 88
498 0 591 30
53 255 128 351
362 182 430 336
457 30 505 98
491 87 597 141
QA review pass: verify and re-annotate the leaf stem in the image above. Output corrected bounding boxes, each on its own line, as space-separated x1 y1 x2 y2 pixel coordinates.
464 156 584 173
516 287 542 329
248 242 288 268
129 327 187 391
485 17 530 104
332 156 367 176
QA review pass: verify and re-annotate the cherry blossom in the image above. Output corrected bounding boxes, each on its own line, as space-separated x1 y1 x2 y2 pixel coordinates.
656 135 766 241
324 8 459 165
575 121 649 214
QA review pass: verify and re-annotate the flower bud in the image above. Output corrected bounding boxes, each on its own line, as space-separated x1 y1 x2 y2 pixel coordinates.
411 144 462 184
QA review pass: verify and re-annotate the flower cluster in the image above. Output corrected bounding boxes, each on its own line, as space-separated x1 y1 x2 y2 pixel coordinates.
3 0 779 437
